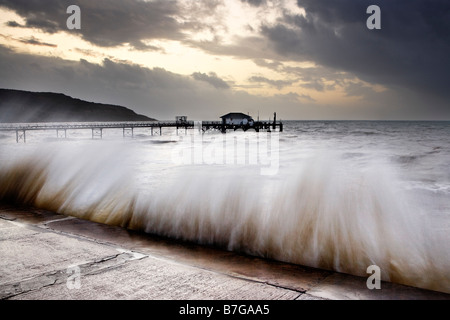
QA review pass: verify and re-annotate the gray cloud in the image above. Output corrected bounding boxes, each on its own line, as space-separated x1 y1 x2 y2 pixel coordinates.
274 92 315 102
129 41 164 52
298 93 315 102
241 0 266 7
252 59 283 71
0 0 183 48
6 20 22 28
344 81 378 98
0 0 237 53
192 72 230 89
253 59 353 92
248 76 293 90
186 35 283 61
18 36 57 48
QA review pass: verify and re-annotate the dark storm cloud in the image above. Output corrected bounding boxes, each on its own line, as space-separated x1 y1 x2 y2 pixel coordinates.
261 0 450 106
0 0 182 48
192 72 230 89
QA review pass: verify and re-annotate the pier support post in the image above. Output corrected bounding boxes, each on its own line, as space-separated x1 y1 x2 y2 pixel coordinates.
92 128 103 139
273 112 276 130
56 129 67 139
123 127 134 138
16 130 26 143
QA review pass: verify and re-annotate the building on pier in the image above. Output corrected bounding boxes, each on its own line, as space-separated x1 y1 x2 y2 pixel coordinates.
220 113 254 126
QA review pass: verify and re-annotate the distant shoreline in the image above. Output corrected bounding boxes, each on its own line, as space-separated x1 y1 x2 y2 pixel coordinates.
0 88 156 123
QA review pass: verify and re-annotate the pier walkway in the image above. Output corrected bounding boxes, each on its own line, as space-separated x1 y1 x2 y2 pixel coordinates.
0 120 283 143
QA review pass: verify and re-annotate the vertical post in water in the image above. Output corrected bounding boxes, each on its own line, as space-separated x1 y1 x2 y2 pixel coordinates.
56 129 67 139
92 128 103 139
123 127 133 138
16 130 26 143
273 112 276 130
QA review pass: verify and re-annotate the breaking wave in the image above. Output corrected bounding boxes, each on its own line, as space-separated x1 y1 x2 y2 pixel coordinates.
0 141 449 294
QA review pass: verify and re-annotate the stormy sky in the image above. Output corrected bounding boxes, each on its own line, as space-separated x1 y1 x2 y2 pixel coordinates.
0 0 449 120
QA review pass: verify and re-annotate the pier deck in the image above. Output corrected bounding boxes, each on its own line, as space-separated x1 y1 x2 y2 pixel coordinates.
0 120 283 142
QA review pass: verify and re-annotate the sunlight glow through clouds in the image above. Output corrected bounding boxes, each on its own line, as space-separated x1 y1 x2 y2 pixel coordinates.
0 1 331 100
0 4 313 99
1 0 440 120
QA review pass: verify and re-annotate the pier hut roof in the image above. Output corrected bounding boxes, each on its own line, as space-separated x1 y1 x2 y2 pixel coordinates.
220 112 252 120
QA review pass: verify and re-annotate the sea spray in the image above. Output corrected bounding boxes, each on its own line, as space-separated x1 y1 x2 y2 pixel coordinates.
0 142 138 226
129 153 448 292
0 130 449 293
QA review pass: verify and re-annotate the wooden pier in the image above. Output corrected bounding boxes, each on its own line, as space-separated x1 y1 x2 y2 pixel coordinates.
0 119 283 143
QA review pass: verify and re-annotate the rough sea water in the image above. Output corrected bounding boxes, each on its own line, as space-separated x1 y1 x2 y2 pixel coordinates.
0 121 449 293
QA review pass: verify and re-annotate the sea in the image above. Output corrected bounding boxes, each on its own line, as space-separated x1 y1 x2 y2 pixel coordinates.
0 120 449 293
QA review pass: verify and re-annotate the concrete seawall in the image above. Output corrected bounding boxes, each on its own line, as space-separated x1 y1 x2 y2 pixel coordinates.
1 205 449 301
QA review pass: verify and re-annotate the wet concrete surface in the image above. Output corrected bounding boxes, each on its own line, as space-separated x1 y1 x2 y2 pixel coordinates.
0 205 449 300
